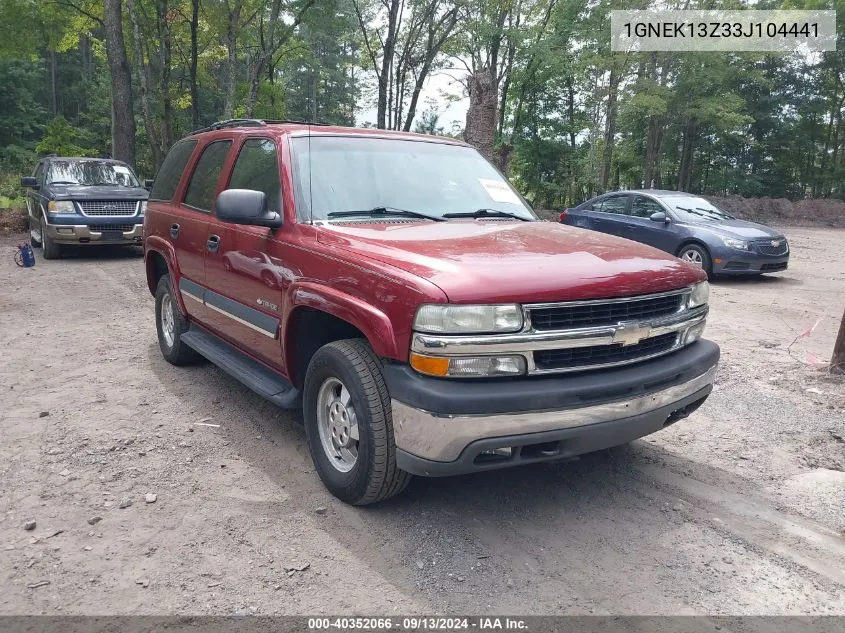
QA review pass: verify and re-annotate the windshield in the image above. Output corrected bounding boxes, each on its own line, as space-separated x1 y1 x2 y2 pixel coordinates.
661 196 735 222
290 136 536 222
47 161 140 187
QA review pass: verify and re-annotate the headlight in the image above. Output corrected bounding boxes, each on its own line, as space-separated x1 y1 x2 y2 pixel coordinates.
414 304 523 334
410 352 526 377
47 200 76 214
688 281 709 308
722 237 749 250
139 201 147 215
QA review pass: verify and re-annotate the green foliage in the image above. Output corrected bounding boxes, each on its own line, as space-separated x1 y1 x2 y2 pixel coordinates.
0 0 843 205
35 117 97 157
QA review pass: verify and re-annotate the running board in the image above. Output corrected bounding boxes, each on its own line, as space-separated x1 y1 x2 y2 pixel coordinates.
180 326 301 409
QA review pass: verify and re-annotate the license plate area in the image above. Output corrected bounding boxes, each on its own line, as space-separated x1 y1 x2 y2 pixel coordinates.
101 230 124 241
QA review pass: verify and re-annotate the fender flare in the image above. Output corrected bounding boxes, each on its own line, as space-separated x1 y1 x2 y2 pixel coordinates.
285 281 400 360
144 236 186 313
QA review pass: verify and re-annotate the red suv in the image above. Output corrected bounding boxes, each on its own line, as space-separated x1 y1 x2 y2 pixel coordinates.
143 119 719 505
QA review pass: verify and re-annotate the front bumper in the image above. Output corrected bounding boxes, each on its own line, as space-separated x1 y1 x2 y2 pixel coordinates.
711 247 789 275
385 340 719 476
43 220 143 245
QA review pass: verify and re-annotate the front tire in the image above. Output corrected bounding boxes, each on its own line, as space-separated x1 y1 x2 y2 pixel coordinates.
303 339 411 505
41 219 60 259
155 274 201 366
677 243 712 279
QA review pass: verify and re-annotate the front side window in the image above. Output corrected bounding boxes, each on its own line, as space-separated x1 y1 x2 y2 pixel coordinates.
631 196 665 218
150 139 198 201
46 160 139 187
227 138 282 212
290 136 535 222
662 196 735 222
599 195 629 215
184 140 232 212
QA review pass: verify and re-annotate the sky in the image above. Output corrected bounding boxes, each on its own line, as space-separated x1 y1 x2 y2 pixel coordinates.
356 68 470 132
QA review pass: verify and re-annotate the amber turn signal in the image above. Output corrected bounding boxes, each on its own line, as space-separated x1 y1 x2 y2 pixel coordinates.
409 352 450 377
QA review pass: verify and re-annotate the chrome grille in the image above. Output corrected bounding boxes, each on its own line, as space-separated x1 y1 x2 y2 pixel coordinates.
753 239 788 256
89 224 134 232
528 292 685 331
78 200 138 217
534 332 679 371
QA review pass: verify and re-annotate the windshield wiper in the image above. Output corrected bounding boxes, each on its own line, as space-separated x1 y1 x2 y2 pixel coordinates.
327 206 445 222
47 180 77 185
442 208 531 221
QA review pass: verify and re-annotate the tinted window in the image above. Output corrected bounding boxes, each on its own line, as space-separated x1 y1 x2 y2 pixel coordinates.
227 139 281 212
184 141 232 212
600 195 629 215
150 140 198 201
631 196 665 218
34 163 44 183
46 160 139 187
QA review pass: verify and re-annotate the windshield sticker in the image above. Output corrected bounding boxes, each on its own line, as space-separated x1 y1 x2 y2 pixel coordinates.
479 178 521 204
113 166 131 175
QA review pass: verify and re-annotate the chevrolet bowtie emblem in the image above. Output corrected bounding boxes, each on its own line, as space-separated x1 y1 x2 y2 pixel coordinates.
612 322 651 347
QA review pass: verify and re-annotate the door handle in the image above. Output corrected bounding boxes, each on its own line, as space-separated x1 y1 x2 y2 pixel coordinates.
169 223 180 239
206 234 220 253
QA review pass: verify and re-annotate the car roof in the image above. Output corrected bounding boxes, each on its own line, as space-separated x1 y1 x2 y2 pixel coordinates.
602 189 695 198
187 119 469 147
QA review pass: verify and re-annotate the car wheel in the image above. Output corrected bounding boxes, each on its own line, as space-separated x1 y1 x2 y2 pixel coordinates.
41 219 60 260
155 274 201 366
677 244 712 278
303 339 411 505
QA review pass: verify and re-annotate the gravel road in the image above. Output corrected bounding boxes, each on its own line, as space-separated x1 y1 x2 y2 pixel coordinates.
1 227 843 615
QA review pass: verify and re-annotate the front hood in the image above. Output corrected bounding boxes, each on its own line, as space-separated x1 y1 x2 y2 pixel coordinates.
48 184 149 200
317 220 705 303
682 218 781 239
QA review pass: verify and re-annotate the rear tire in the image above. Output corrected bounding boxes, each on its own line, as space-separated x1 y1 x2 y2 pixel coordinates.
303 339 411 505
41 219 60 260
155 274 201 366
677 243 712 279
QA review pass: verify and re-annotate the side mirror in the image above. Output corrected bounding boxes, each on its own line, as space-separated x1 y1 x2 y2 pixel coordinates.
21 176 38 189
215 189 282 229
144 179 154 190
649 211 668 223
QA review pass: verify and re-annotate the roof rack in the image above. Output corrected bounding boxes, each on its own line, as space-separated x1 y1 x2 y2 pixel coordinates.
189 118 330 135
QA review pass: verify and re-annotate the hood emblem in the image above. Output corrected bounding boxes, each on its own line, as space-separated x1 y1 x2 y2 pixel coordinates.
771 239 782 247
612 322 651 347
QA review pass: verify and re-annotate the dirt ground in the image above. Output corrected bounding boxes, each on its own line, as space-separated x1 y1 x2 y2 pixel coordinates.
0 227 843 616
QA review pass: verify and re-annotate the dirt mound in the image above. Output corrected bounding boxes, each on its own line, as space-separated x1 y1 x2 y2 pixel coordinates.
703 196 845 228
0 208 27 233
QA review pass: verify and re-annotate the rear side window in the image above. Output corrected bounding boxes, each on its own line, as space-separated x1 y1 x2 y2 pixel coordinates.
184 140 233 212
150 140 197 201
599 195 629 215
227 139 282 212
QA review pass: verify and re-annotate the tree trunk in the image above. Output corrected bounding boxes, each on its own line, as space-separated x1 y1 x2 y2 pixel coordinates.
189 0 200 128
464 67 498 162
127 0 162 170
103 0 136 167
377 0 401 129
832 308 845 373
599 67 619 191
155 0 173 154
224 2 241 119
50 50 58 116
677 116 698 191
